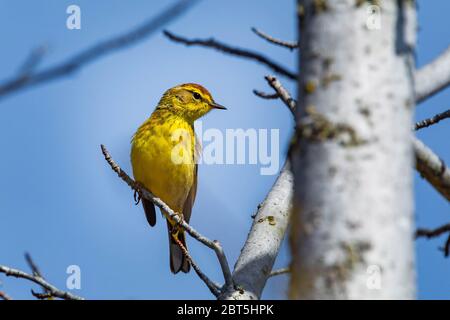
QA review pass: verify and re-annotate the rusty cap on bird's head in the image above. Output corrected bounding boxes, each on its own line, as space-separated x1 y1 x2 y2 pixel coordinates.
178 83 227 110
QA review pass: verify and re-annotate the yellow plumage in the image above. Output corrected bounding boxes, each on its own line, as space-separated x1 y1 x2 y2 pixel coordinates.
130 83 226 274
132 114 196 213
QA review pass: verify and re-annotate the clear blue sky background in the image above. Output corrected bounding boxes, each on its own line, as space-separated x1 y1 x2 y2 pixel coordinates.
0 0 448 300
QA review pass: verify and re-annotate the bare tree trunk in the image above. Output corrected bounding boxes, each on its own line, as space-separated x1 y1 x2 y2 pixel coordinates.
290 0 416 299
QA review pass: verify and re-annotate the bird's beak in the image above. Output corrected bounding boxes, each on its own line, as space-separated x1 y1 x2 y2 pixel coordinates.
210 102 227 110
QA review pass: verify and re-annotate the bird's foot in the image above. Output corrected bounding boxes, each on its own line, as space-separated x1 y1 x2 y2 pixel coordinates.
133 190 141 205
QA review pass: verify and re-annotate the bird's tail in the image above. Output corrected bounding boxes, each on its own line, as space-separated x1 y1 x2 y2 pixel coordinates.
166 215 190 274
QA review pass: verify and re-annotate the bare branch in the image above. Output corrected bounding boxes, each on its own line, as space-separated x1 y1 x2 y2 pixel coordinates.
252 89 279 99
416 223 450 257
100 144 234 292
264 75 296 115
24 252 43 278
24 252 51 298
414 138 450 202
221 161 293 300
416 224 450 238
173 236 221 297
415 46 450 103
269 267 290 278
163 30 297 80
0 264 83 300
0 0 200 100
18 45 48 76
251 27 298 50
414 109 450 130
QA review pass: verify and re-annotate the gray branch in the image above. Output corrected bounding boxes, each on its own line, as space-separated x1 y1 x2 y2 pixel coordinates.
221 161 293 300
251 27 298 50
264 75 296 115
0 0 200 100
415 46 450 103
269 267 291 278
413 138 450 202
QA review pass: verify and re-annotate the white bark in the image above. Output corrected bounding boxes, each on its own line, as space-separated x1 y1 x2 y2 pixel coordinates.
222 162 293 300
413 137 450 202
415 46 450 103
290 0 416 299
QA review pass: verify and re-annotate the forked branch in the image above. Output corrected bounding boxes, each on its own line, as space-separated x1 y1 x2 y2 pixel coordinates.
416 224 450 257
163 30 297 80
264 75 296 115
100 144 234 296
0 255 83 300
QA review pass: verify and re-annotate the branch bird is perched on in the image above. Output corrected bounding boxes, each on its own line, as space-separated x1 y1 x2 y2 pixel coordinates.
131 83 226 273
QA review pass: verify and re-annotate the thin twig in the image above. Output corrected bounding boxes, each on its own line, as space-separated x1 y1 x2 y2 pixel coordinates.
0 0 200 99
18 45 48 76
173 236 221 297
264 75 296 115
444 236 450 257
253 89 279 99
416 223 450 257
416 224 450 238
31 290 54 300
251 27 298 50
100 144 234 292
0 265 83 300
163 30 297 80
414 109 450 130
25 252 43 277
25 252 51 298
269 267 291 278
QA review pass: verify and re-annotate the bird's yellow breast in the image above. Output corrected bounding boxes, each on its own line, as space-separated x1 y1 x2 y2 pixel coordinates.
131 111 196 213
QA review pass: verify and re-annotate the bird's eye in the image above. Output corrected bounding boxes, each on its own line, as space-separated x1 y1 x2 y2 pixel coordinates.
193 92 201 100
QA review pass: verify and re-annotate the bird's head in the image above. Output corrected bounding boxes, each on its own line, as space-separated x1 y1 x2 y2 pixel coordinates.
158 83 226 122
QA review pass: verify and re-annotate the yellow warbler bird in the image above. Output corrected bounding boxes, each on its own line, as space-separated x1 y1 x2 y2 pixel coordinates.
130 83 226 274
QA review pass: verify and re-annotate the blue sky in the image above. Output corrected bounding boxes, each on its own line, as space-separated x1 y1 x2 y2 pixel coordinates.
0 0 448 300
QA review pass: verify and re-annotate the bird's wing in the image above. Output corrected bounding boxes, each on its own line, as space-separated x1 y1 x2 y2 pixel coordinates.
183 132 200 223
183 164 197 224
